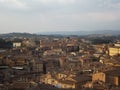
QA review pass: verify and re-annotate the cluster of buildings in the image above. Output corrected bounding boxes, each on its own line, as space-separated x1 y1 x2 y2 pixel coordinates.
0 36 120 90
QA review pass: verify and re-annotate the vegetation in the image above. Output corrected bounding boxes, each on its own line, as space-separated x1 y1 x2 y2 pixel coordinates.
0 39 12 49
91 38 113 44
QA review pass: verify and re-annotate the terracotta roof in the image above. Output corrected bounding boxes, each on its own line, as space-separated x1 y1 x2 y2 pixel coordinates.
104 70 120 76
11 82 30 89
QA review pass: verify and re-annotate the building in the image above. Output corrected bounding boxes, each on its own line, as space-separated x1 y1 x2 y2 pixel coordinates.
114 43 120 47
9 82 30 90
92 72 105 82
92 70 120 86
40 72 91 89
109 47 120 56
13 42 22 48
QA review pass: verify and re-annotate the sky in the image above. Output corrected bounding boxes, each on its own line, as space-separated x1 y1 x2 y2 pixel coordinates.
0 0 120 34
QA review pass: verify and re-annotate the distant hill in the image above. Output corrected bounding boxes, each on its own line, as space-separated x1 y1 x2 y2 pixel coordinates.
0 30 120 38
39 30 120 35
0 32 64 38
0 32 31 37
0 33 41 38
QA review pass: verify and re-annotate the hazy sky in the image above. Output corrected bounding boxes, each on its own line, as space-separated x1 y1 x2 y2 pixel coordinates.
0 0 120 33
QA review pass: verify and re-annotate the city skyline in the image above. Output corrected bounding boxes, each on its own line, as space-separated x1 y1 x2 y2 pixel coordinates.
0 0 120 33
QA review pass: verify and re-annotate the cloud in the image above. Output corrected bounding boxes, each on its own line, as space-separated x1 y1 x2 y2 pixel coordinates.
109 2 120 9
0 0 120 33
0 0 28 9
35 0 75 4
0 0 120 11
99 0 120 9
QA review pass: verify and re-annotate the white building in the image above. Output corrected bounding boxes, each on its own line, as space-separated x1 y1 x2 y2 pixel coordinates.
13 42 22 48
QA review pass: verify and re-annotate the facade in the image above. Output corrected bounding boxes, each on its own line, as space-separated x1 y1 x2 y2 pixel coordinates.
109 47 120 56
92 72 106 82
92 70 120 86
13 42 22 48
32 62 43 72
114 43 120 47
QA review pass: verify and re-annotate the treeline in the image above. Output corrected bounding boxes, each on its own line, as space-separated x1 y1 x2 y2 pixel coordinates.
91 38 113 44
0 39 12 49
90 37 115 44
